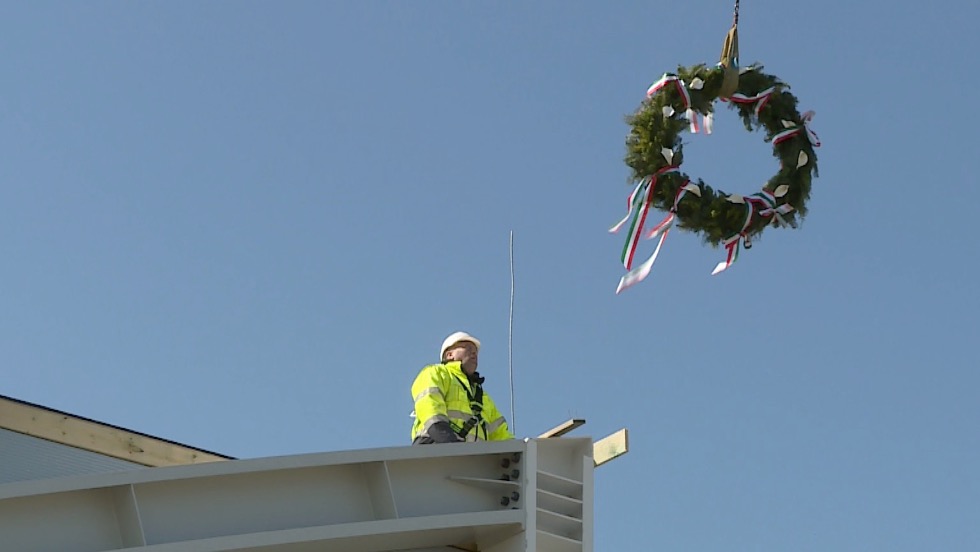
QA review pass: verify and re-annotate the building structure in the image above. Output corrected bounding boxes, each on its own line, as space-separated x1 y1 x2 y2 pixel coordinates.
0 394 626 552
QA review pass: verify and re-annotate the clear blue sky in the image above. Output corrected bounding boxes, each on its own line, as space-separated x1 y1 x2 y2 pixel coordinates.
3 1 978 550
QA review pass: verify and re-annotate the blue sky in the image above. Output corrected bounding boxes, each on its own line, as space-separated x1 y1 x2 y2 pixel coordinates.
2 1 978 550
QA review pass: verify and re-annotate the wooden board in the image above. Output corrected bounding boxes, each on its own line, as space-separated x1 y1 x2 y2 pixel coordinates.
593 428 628 467
538 419 586 439
0 395 229 467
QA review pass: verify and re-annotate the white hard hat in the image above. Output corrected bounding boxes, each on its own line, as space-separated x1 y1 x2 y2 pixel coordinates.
440 331 481 360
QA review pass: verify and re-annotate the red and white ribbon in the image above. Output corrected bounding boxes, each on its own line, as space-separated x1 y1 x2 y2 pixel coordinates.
800 110 821 147
646 74 691 108
643 181 700 239
686 109 712 135
646 74 709 135
711 201 755 276
773 110 822 147
616 182 700 294
729 86 776 119
772 126 802 145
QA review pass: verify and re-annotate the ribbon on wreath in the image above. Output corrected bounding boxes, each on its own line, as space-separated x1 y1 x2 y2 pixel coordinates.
711 199 755 276
773 110 821 147
643 181 701 240
614 181 702 294
748 189 795 229
646 74 711 134
609 165 680 271
727 86 776 119
689 108 713 134
800 110 821 147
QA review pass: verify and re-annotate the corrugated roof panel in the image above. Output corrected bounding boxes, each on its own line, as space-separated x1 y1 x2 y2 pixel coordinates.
0 427 142 485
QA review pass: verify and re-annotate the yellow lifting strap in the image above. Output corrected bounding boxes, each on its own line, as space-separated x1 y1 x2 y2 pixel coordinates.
718 0 740 99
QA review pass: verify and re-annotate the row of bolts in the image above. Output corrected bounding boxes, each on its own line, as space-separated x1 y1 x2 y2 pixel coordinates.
500 453 522 507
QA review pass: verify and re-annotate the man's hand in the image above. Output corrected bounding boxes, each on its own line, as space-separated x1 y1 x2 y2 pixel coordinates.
427 421 462 443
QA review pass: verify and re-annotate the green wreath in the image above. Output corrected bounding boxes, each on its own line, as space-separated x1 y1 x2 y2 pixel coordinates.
611 63 820 288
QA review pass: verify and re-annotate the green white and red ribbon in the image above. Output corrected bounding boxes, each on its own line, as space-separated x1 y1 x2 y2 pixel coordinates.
609 166 679 270
618 183 652 271
646 73 711 135
608 178 648 234
615 182 701 294
608 178 651 269
711 200 755 276
614 216 665 294
748 189 795 229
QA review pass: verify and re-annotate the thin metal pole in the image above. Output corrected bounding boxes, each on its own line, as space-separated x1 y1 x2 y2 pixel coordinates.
508 231 516 433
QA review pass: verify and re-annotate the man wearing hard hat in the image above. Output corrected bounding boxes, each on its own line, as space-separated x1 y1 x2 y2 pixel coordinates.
410 331 514 444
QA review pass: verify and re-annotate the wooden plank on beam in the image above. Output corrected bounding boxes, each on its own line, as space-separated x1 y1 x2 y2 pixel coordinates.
593 428 628 467
538 419 586 439
0 395 230 467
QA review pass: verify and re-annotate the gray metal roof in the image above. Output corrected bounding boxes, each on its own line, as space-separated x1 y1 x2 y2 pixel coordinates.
0 427 142 485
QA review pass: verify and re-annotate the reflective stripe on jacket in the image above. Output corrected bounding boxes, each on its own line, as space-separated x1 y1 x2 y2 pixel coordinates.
411 361 513 442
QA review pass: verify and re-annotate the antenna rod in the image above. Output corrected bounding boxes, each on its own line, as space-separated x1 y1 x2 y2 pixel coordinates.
508 231 516 433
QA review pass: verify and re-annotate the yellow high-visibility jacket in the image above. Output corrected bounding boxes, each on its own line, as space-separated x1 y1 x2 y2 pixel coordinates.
411 361 513 442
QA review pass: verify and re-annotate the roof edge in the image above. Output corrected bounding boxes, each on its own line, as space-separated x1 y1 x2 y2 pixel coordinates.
0 394 233 467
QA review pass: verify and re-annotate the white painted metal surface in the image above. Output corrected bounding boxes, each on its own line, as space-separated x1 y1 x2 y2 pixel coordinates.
0 438 595 552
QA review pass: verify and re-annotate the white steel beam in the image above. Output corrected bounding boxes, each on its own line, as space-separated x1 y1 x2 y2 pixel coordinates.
0 439 596 552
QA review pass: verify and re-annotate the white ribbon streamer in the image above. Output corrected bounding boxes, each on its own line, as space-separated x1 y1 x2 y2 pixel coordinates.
616 228 669 294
